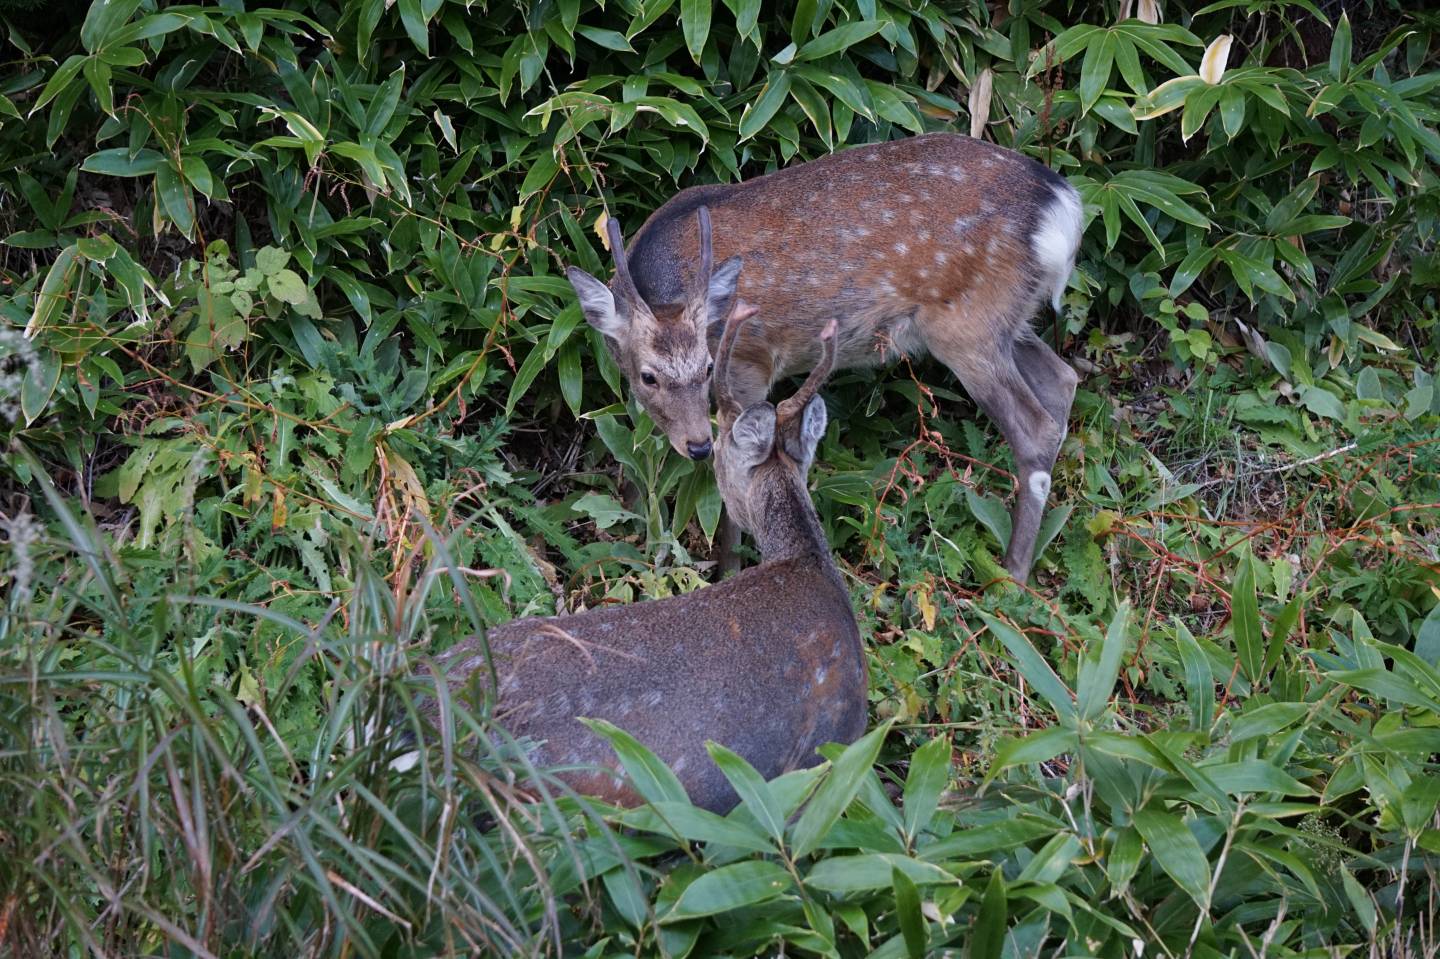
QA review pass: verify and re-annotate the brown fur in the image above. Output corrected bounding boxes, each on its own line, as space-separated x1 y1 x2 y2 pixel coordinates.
424 327 865 814
618 133 1084 580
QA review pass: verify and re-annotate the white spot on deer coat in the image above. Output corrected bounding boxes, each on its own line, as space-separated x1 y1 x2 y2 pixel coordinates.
1028 473 1052 503
894 242 908 254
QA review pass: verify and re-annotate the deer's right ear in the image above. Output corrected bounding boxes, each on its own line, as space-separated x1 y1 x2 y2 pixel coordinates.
705 256 743 328
566 267 625 338
729 405 776 467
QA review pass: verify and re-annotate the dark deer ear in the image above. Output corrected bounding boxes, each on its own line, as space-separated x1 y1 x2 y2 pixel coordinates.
729 404 775 468
566 267 625 338
705 256 742 329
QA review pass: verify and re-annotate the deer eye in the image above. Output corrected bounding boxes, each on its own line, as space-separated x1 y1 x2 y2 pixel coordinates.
640 371 658 387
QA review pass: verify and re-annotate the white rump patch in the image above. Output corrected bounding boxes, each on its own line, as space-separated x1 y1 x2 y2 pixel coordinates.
1031 184 1084 310
1028 472 1052 504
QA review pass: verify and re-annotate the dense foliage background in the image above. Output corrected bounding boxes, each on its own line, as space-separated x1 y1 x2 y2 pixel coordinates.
1 0 1438 955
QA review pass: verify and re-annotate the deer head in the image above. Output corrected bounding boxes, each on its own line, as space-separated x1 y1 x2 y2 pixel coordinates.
565 206 741 461
712 306 838 543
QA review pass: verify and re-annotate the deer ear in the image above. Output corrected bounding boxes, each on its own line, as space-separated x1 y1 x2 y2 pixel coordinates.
705 256 743 328
730 404 775 466
567 267 625 338
795 396 828 473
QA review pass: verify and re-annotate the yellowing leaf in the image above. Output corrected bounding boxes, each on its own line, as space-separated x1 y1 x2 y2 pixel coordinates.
968 68 993 140
595 210 611 251
1200 35 1232 85
916 587 937 631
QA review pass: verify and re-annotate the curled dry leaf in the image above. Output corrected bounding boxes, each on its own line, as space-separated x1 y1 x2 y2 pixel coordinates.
1137 0 1161 24
1200 35 1232 85
968 68 993 140
595 210 611 251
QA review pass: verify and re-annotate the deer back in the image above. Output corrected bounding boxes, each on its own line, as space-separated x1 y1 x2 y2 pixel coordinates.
624 133 1080 384
430 556 864 812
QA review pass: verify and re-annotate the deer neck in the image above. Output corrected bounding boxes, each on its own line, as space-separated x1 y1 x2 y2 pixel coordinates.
752 469 839 579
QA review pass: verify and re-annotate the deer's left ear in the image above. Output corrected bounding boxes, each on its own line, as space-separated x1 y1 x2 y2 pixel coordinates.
705 256 742 329
729 403 776 468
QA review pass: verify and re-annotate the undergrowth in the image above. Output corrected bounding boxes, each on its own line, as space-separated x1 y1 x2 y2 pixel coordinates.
1 0 1439 956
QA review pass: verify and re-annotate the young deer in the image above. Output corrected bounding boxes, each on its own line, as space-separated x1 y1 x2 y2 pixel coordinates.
424 315 865 813
565 133 1083 581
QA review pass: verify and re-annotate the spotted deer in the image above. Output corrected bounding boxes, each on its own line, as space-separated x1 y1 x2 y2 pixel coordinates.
565 132 1083 581
424 314 865 813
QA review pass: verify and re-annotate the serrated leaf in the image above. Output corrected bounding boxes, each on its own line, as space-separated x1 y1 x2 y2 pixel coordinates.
267 268 308 305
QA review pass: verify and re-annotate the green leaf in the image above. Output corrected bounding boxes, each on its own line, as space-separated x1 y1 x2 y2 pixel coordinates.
579 718 689 805
1077 602 1131 722
81 147 164 177
1416 603 1440 667
706 742 787 844
267 269 308 306
892 867 926 959
965 489 1011 550
796 20 884 61
33 54 88 112
255 246 291 276
1329 12 1352 81
970 869 1007 959
662 860 793 921
1078 31 1116 114
804 854 957 893
1133 808 1211 908
681 0 711 63
571 491 641 530
978 613 1075 723
1232 552 1264 683
738 71 792 142
155 163 193 236
614 801 775 854
986 726 1077 781
790 720 892 859
21 349 62 425
902 736 951 843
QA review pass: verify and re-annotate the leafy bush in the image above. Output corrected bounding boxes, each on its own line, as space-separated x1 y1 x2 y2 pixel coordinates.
1 0 1438 955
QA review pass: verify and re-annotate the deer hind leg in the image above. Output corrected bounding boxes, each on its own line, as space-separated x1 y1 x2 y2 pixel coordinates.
1013 332 1079 446
926 327 1064 582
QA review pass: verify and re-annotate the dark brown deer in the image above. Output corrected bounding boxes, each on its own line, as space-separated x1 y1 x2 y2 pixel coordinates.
423 313 865 813
565 133 1083 581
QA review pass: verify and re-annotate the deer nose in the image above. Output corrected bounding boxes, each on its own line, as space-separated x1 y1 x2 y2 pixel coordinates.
686 439 713 461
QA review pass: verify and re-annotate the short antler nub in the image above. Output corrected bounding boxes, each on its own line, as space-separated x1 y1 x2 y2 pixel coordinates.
606 215 638 298
776 320 838 424
714 299 760 417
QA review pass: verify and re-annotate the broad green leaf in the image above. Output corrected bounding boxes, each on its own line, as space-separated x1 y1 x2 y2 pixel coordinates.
892 867 926 958
1232 552 1264 683
978 613 1076 723
902 736 951 843
796 20 884 61
21 348 62 425
804 854 957 893
1077 602 1131 722
1133 808 1211 908
985 726 1076 782
614 802 775 854
790 720 892 859
738 71 792 141
81 147 164 177
662 860 792 921
267 269 308 305
970 869 1007 959
579 718 689 806
707 742 787 844
681 0 711 63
